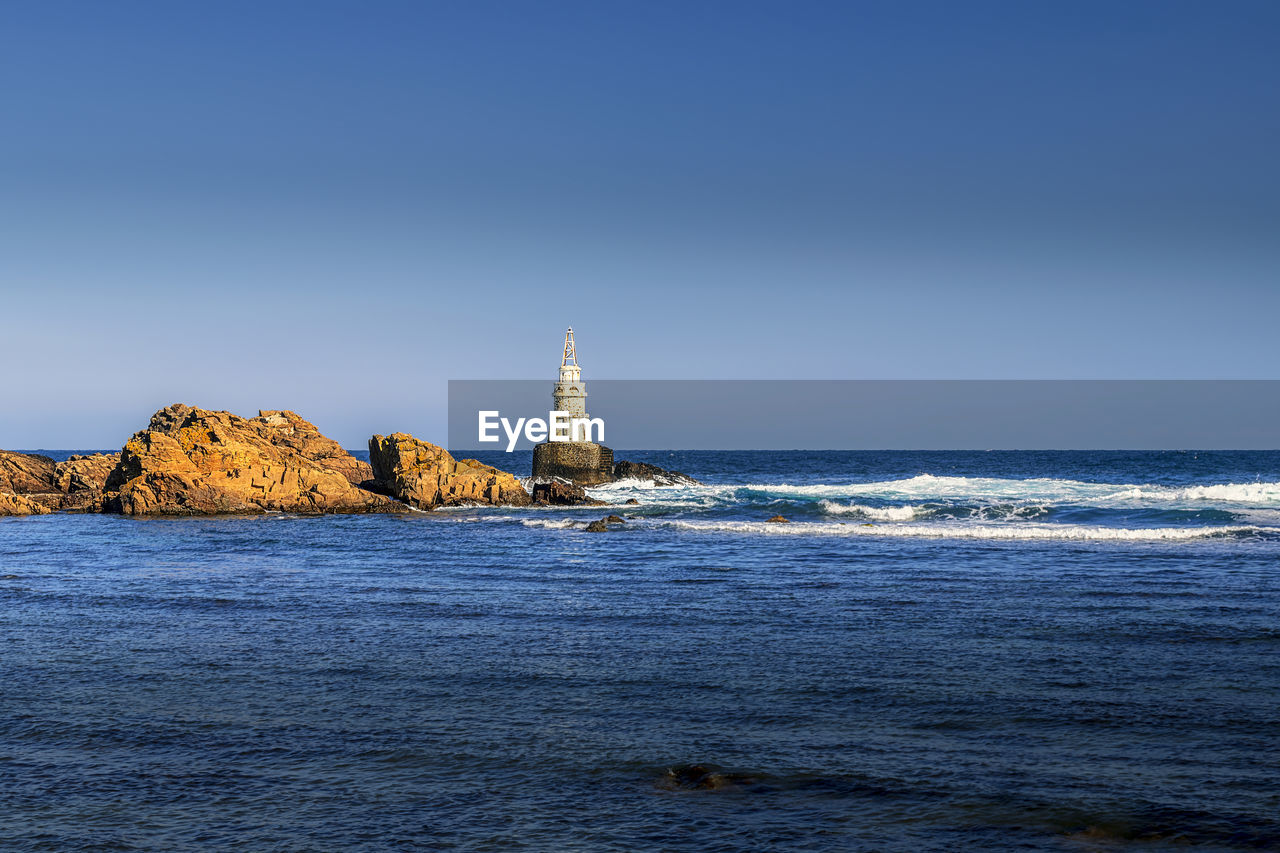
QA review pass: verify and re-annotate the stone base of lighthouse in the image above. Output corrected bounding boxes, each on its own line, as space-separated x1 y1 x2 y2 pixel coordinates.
531 442 615 486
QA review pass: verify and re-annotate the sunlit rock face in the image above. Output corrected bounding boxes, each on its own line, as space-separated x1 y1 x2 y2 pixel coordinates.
368 432 531 510
102 404 402 516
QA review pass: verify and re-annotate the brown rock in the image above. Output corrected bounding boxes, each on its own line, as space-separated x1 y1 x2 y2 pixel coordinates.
0 451 57 494
0 450 122 512
584 514 627 532
367 433 531 510
530 480 607 507
54 453 120 511
102 404 402 516
0 492 53 517
766 515 790 523
257 410 373 485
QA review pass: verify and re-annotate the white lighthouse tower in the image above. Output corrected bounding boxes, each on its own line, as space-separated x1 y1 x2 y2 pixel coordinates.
531 327 614 485
552 327 589 420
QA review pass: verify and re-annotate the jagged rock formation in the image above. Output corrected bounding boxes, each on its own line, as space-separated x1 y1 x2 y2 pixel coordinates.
530 480 606 506
54 454 119 510
612 460 699 486
368 433 531 509
0 450 119 512
0 492 52 517
102 405 401 516
0 451 57 494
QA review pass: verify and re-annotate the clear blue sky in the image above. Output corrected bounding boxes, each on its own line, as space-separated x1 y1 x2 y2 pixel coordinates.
2 1 1277 448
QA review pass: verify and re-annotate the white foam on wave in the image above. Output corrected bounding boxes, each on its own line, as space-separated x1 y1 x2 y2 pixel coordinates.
1105 482 1280 504
661 519 1262 542
586 484 722 509
589 474 1280 510
589 475 1117 505
765 475 1117 501
521 518 583 530
819 501 927 521
588 477 669 491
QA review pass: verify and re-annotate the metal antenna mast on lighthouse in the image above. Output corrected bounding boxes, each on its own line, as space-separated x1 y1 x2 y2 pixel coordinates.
562 327 578 367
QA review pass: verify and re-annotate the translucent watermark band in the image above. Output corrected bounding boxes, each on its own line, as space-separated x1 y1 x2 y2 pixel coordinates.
447 380 1280 451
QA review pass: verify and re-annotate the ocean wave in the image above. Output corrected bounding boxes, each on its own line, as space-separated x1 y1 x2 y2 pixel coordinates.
590 475 1280 510
521 518 583 530
753 475 1118 501
588 475 1114 505
589 477 675 491
1105 482 1280 504
660 520 1263 542
818 501 928 521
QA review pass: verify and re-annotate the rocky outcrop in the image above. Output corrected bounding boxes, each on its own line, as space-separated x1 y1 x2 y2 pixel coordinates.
0 492 53 517
0 451 57 494
54 453 119 511
766 515 790 523
0 450 118 511
102 404 402 516
612 460 699 486
530 480 606 506
368 433 531 509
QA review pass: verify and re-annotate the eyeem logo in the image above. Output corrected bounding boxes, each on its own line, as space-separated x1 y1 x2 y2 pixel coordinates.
478 411 605 452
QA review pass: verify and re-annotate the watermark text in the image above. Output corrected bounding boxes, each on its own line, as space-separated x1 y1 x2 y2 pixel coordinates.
478 411 605 451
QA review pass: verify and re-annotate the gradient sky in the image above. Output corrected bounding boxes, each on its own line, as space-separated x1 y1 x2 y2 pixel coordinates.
2 1 1277 448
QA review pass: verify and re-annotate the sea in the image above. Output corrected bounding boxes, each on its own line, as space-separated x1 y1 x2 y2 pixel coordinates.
2 450 1278 852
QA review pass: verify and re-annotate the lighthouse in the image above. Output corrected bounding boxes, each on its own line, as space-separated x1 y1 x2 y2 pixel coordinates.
552 327 589 420
531 328 615 485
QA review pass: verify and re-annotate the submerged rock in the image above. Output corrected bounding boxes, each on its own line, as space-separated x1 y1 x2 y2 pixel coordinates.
766 515 790 523
660 764 762 791
530 480 606 507
0 492 52 517
584 513 627 532
368 433 531 510
612 460 699 486
102 404 402 516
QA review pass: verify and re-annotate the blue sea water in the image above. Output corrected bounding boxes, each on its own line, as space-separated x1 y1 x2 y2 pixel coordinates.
2 450 1278 851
